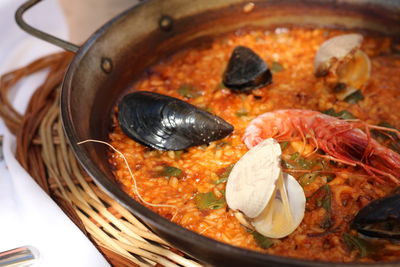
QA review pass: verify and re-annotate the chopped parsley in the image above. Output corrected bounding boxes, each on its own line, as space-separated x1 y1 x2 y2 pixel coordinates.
195 192 226 210
157 166 183 178
344 90 364 104
178 84 202 98
271 61 284 73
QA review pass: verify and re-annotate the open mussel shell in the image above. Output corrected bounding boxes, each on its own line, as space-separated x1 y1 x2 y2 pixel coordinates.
223 46 272 92
351 194 400 239
118 91 234 150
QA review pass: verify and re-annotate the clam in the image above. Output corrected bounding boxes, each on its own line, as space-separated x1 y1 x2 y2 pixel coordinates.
252 173 306 238
226 138 306 238
118 91 233 150
223 46 272 92
351 193 400 239
314 34 371 100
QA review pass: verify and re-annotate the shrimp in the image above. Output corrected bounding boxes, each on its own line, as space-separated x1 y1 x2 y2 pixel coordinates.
243 109 400 184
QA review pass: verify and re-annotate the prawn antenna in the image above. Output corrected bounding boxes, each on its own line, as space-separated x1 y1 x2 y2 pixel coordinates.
77 139 179 215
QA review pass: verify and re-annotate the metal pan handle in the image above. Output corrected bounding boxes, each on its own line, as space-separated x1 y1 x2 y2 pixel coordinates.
15 0 80 53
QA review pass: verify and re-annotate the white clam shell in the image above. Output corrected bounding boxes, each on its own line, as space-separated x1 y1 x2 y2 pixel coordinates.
226 138 281 218
336 49 371 96
314 33 363 77
252 173 305 238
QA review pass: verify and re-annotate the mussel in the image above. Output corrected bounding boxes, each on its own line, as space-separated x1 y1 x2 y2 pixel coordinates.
351 193 400 239
223 46 272 92
118 91 234 150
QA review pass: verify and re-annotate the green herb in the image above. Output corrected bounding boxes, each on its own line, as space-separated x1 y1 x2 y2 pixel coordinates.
287 152 316 170
218 82 227 89
214 177 228 185
336 110 356 120
343 233 371 257
281 160 296 169
202 106 213 113
195 192 226 210
299 173 318 186
217 164 235 179
290 152 300 161
174 150 183 159
251 231 274 249
297 157 315 169
325 174 335 182
178 84 201 98
279 141 289 151
317 184 331 211
373 122 400 153
323 108 356 120
315 158 328 170
322 108 336 117
220 189 226 197
271 61 284 73
310 184 332 229
236 108 249 117
158 166 183 178
344 90 364 104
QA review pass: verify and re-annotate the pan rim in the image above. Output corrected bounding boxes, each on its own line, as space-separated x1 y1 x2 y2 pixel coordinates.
60 0 400 265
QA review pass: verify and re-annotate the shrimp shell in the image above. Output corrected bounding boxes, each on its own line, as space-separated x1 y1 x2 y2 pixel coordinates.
243 109 400 184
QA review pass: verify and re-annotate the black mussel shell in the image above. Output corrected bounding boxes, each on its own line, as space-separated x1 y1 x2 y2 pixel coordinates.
223 46 272 92
118 91 234 150
351 194 400 239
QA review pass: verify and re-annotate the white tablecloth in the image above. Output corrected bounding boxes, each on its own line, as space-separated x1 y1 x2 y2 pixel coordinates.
0 0 110 266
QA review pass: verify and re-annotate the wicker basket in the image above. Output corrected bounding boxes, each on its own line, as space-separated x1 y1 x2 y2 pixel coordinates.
0 52 202 267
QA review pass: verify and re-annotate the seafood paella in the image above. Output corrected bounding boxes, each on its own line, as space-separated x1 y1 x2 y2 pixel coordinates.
107 27 400 263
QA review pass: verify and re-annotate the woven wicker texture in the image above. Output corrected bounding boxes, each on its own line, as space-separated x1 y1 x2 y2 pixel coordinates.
0 52 203 267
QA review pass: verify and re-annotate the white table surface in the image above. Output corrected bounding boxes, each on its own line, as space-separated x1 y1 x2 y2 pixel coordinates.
0 0 115 266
